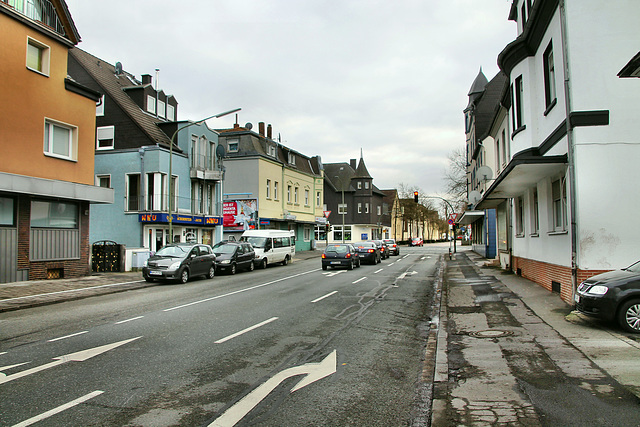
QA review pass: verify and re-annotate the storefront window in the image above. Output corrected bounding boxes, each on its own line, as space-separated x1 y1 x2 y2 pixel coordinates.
30 200 78 228
0 197 15 226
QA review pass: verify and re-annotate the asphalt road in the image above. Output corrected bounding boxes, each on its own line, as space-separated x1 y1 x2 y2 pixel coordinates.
0 245 444 426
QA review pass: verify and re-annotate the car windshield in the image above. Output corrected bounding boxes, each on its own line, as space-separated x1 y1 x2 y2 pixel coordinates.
243 237 268 248
625 261 640 273
327 245 348 254
356 242 374 248
155 245 190 257
214 244 237 255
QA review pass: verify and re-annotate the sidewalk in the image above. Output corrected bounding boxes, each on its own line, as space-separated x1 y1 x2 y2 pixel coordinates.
431 248 640 426
0 250 322 313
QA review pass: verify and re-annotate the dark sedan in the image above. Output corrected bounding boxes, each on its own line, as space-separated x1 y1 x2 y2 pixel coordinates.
575 260 640 333
213 242 256 274
143 243 216 284
372 240 390 259
354 241 381 265
383 239 400 256
322 244 360 270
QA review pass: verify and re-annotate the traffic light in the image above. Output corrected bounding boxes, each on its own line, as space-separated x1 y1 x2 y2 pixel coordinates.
325 223 331 234
413 191 419 203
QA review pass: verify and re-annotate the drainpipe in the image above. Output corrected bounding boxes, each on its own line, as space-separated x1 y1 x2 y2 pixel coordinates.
559 0 579 299
139 147 146 248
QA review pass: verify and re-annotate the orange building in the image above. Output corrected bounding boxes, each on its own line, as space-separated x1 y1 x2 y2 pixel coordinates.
0 0 112 282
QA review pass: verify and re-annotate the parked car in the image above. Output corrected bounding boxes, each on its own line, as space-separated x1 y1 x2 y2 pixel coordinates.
372 240 390 259
142 243 216 284
575 260 640 333
410 237 423 247
383 239 400 256
212 242 256 274
354 241 381 265
322 244 360 270
240 229 295 268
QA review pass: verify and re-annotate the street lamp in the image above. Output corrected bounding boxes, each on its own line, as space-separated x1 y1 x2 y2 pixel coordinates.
167 108 241 241
334 175 345 243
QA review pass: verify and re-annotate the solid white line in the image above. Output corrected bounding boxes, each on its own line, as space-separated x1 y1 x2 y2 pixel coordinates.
164 269 319 312
312 291 338 303
374 269 383 274
402 255 410 259
352 277 367 284
12 390 104 427
1 281 145 302
215 317 278 344
115 316 144 325
0 352 7 356
47 331 88 342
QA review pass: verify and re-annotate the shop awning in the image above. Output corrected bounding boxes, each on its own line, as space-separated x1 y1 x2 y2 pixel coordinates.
475 153 567 209
457 210 485 225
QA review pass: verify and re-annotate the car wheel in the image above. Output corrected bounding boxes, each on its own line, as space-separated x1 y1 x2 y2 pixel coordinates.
348 260 354 270
282 256 289 266
249 261 255 272
144 277 154 283
230 263 237 275
356 259 361 268
322 265 328 271
179 269 189 284
261 258 268 269
618 299 640 333
206 266 215 279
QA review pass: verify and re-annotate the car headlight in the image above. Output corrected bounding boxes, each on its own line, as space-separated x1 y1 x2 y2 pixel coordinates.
168 261 181 271
143 260 149 267
586 285 609 296
220 260 231 264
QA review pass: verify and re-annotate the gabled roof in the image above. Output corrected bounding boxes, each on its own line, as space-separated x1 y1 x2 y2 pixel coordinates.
324 159 386 197
472 71 508 141
353 156 372 179
69 48 174 149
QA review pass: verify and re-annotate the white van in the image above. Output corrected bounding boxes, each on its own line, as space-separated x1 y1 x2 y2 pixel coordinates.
240 230 296 269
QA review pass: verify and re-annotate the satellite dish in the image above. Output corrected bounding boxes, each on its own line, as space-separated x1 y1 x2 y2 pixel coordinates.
245 123 253 130
216 144 226 158
468 190 482 204
477 165 493 181
115 62 123 75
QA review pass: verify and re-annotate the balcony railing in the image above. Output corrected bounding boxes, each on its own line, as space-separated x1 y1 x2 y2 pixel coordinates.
2 0 66 37
124 195 219 217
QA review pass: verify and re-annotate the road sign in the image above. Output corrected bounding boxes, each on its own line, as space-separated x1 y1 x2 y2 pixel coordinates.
323 210 331 218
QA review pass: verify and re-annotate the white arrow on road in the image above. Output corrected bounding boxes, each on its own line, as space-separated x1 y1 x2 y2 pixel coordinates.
209 350 337 427
397 271 418 280
0 336 141 385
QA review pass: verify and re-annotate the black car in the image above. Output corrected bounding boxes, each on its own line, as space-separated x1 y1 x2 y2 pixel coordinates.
383 239 400 256
143 243 216 284
371 240 389 259
213 242 256 274
322 244 360 270
575 260 640 333
354 241 381 265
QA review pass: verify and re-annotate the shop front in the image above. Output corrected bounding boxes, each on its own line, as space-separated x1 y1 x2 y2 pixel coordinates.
139 213 222 252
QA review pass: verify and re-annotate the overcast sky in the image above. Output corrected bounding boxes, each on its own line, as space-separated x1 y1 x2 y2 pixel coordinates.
65 0 515 198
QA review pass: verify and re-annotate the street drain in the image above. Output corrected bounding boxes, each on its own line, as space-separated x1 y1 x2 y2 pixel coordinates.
468 329 513 338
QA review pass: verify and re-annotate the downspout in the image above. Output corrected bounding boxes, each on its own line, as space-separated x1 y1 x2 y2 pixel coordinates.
139 147 146 247
559 0 579 299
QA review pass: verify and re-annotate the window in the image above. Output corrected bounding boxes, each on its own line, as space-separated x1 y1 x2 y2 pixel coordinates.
531 190 539 235
146 95 156 114
304 227 311 242
365 181 370 190
44 120 76 160
0 197 15 226
96 95 105 116
304 189 309 206
511 75 524 135
543 42 557 112
377 205 382 216
26 37 49 75
274 182 279 200
157 100 166 119
333 225 352 242
96 175 111 188
167 104 175 121
170 175 178 212
357 182 362 189
552 177 567 232
96 126 114 150
358 203 362 213
31 200 78 228
147 173 167 211
365 203 369 213
515 196 524 236
288 153 296 165
317 191 321 207
228 139 239 153
294 187 299 204
126 173 141 211
501 129 507 166
338 203 347 215
268 145 277 157
266 179 271 199
287 185 292 203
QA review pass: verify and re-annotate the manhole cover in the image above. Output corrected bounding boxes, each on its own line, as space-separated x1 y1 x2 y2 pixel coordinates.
468 329 513 338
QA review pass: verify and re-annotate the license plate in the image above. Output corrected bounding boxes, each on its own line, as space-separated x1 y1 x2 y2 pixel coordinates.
331 261 341 265
149 270 162 276
574 294 580 304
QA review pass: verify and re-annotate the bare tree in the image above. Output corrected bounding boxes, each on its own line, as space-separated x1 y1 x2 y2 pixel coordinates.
443 146 468 210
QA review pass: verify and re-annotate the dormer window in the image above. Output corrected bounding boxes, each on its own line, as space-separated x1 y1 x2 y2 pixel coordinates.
267 145 277 157
146 95 156 114
288 153 296 165
228 140 239 153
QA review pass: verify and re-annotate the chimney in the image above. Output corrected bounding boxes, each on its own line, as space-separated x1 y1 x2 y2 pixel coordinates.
267 124 272 139
234 123 240 128
141 74 152 85
350 159 357 169
258 122 265 136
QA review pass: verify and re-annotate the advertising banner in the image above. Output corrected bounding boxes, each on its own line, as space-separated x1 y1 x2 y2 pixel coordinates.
223 200 258 230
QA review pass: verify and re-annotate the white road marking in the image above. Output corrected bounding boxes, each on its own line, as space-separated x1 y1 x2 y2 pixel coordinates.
1 281 145 302
115 316 144 325
312 291 338 303
396 271 418 281
374 269 383 274
215 317 279 344
12 390 104 427
209 350 337 427
324 270 346 277
164 269 319 312
352 277 367 284
0 352 7 356
48 331 88 342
